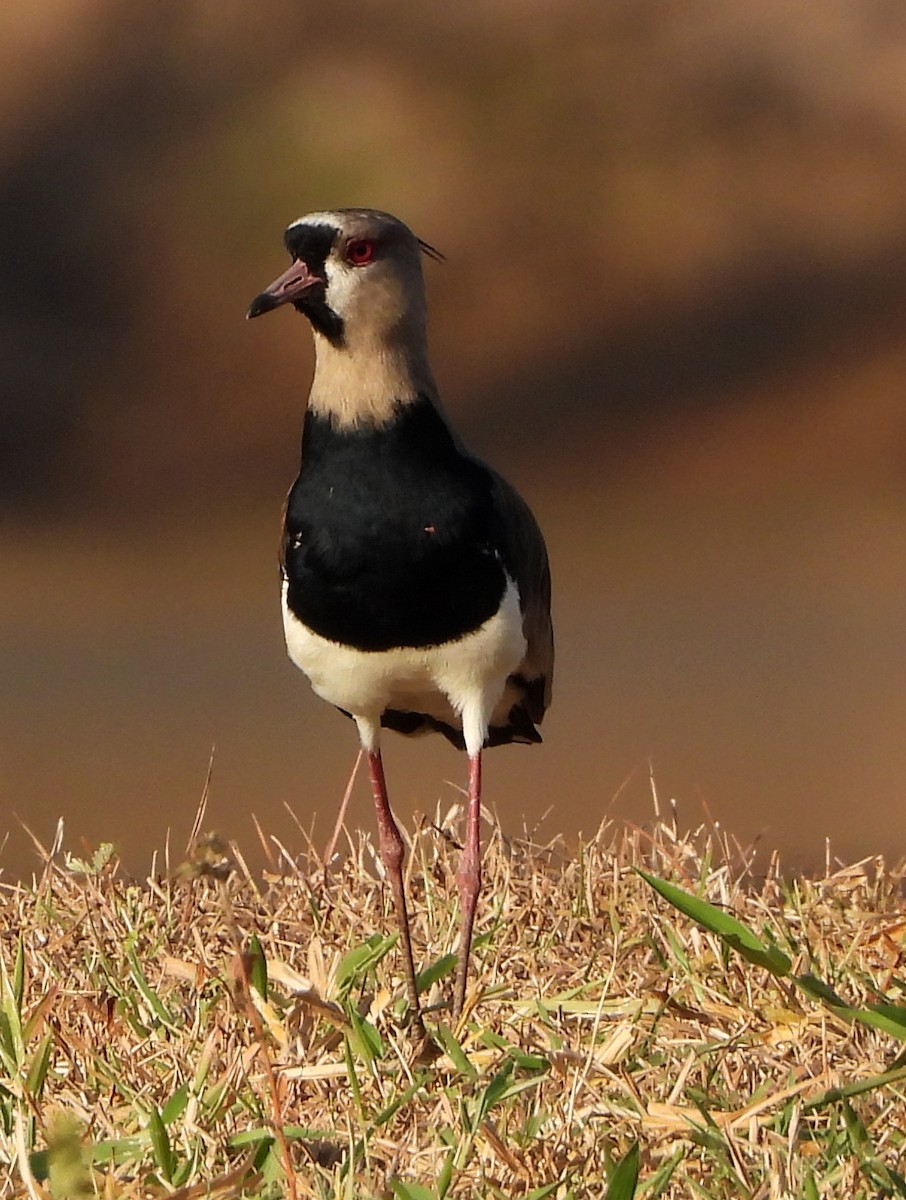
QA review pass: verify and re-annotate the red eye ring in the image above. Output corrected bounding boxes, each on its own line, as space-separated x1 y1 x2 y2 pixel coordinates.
345 238 377 266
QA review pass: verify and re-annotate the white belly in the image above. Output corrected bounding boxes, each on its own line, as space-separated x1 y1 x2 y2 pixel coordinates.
281 576 526 755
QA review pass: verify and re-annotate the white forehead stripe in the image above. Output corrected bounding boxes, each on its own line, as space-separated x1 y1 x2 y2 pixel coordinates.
286 212 341 232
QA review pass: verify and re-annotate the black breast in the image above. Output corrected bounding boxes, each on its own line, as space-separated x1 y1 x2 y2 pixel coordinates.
283 396 508 651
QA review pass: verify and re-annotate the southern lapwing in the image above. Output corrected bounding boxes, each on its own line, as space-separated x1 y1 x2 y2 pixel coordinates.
248 208 553 1025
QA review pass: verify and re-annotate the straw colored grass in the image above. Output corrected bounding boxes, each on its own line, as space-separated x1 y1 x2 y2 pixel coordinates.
2 806 906 1198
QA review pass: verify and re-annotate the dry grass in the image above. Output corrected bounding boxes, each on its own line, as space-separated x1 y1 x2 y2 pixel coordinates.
2 807 906 1198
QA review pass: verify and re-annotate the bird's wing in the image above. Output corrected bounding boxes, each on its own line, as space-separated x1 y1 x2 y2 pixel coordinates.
487 468 554 722
278 488 292 578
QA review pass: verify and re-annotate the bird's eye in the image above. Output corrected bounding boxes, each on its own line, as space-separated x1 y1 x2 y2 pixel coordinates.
345 238 377 266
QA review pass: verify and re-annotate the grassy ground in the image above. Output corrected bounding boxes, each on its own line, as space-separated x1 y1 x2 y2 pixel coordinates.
2 802 906 1199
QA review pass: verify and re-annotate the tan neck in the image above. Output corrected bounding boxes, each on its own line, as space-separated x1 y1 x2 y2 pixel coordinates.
307 328 438 428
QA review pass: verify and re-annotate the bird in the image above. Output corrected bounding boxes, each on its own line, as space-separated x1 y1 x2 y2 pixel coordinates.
247 208 553 1027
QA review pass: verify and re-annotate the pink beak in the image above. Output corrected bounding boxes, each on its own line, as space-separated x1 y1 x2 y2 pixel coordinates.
247 258 323 319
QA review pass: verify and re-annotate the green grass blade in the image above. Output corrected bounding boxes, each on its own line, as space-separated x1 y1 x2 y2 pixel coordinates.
416 953 456 994
161 1082 190 1125
434 1023 476 1078
841 1097 871 1157
646 1146 684 1197
803 1063 906 1109
347 1006 383 1067
477 1028 548 1072
25 1030 54 1099
793 972 848 1007
228 1125 337 1147
125 947 178 1031
13 938 25 1010
87 1135 147 1165
247 935 268 1000
335 934 396 997
389 1182 435 1200
0 1008 20 1075
344 1027 367 1125
637 869 792 975
473 1063 515 1126
605 1141 640 1199
506 1046 549 1072
524 1184 564 1200
436 1148 455 1199
0 953 25 1072
790 972 906 1041
146 1105 175 1182
856 1001 906 1040
801 1169 820 1200
372 1074 429 1128
797 988 906 1042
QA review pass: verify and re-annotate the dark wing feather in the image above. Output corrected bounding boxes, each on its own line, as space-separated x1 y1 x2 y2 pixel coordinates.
487 468 554 723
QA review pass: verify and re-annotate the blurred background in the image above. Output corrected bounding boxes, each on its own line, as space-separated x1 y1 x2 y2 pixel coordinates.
4 0 906 877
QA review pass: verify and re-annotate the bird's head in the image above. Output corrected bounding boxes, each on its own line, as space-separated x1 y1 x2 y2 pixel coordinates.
247 209 443 352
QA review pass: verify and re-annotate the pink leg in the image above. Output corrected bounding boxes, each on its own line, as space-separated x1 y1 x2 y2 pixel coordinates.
454 751 482 1019
366 750 423 1029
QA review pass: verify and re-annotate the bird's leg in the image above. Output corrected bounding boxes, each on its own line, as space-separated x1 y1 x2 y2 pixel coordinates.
453 751 482 1020
366 749 423 1030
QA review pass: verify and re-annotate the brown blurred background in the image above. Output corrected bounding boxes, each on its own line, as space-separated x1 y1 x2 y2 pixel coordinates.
4 0 906 876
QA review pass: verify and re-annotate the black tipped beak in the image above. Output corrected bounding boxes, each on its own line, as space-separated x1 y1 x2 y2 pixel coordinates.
247 291 281 320
246 257 322 320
